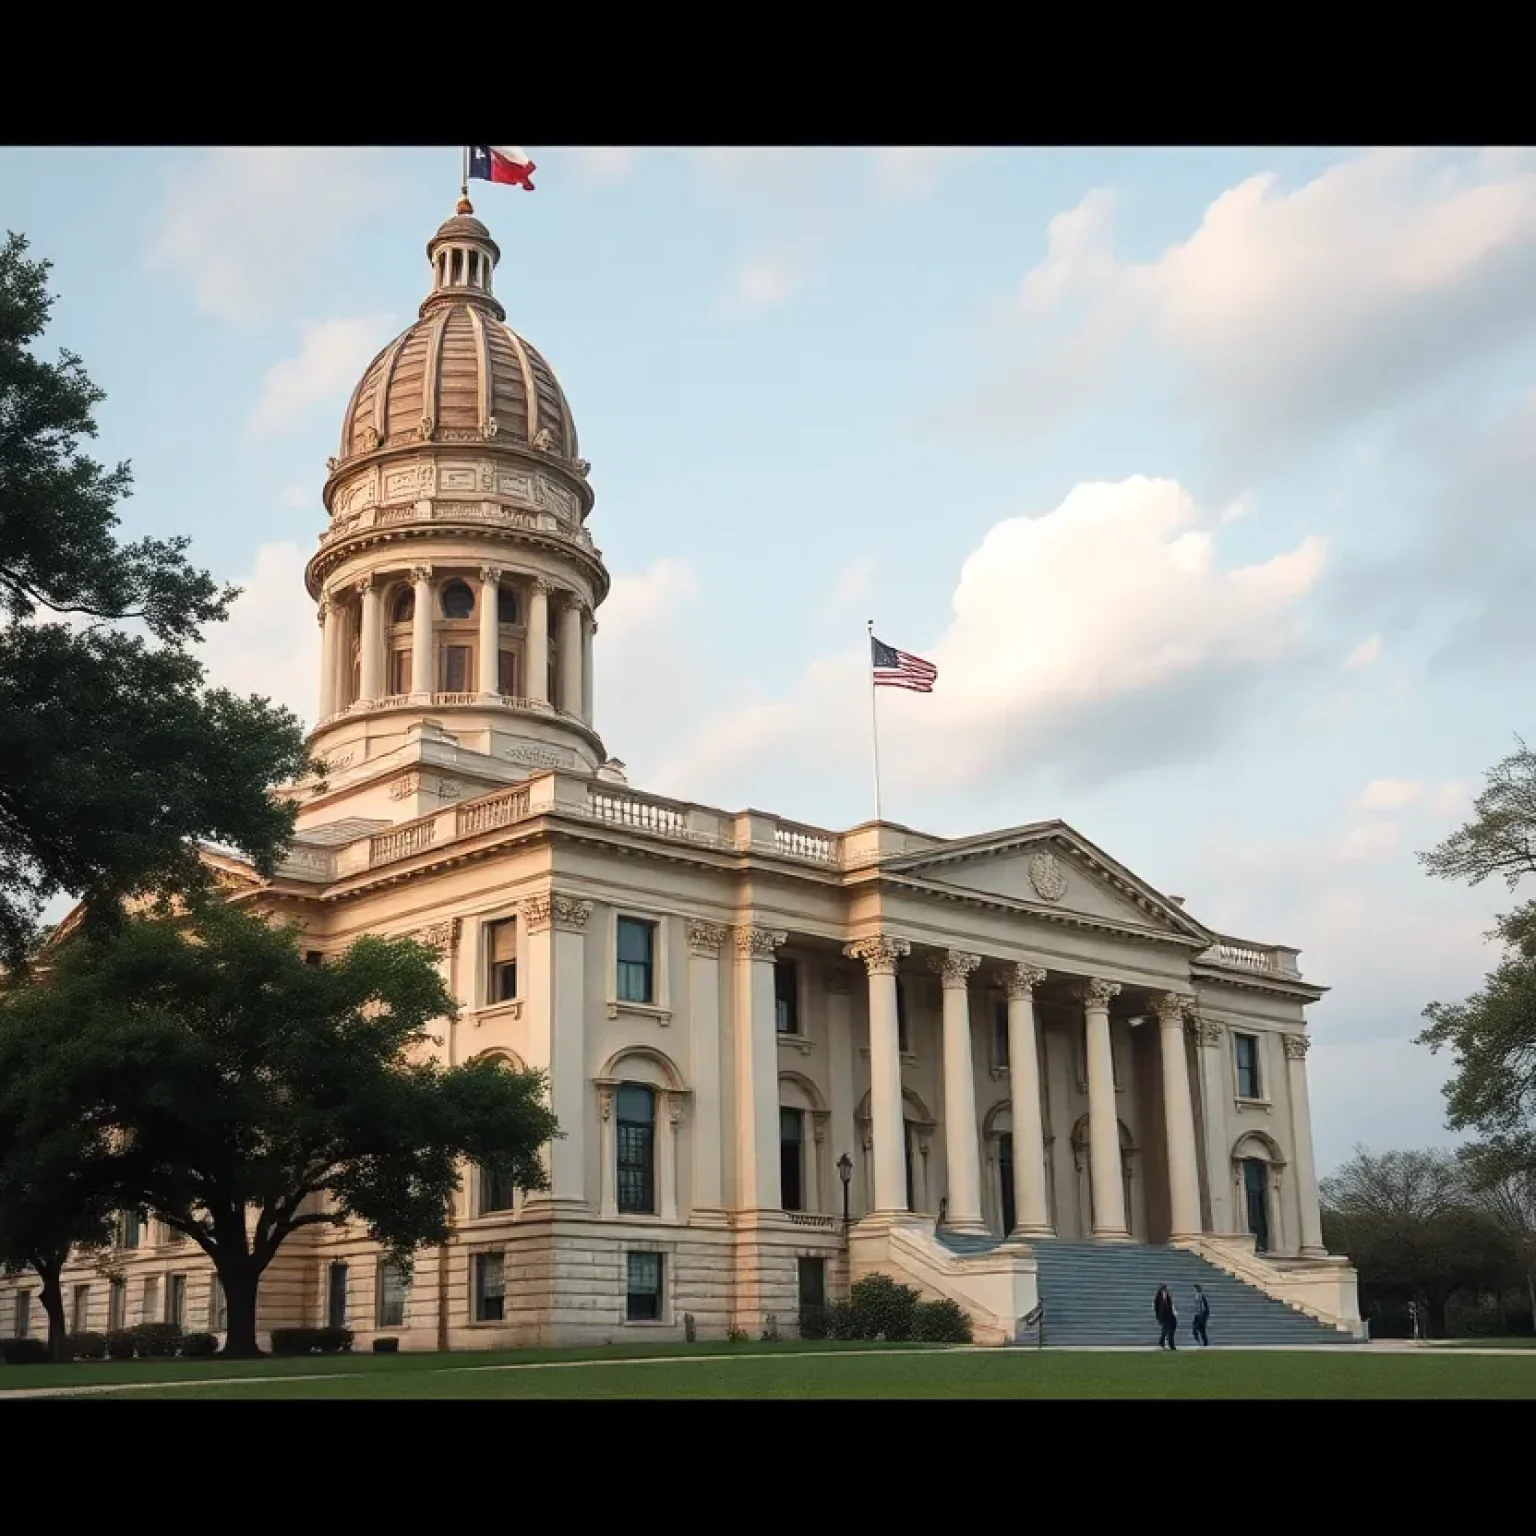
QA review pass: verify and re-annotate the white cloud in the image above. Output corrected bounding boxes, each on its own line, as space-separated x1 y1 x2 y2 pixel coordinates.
249 316 389 438
1344 635 1382 670
1355 778 1422 811
1427 779 1470 818
199 543 317 726
1331 822 1401 862
1020 188 1119 313
646 476 1326 802
148 148 391 328
730 257 801 310
1219 492 1255 525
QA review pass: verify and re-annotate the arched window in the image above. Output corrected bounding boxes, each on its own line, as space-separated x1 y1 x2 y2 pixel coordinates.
616 1083 656 1215
497 585 519 625
441 580 474 620
392 588 415 624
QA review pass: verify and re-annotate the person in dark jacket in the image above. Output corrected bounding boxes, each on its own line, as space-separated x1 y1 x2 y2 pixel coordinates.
1192 1284 1210 1346
1154 1284 1178 1349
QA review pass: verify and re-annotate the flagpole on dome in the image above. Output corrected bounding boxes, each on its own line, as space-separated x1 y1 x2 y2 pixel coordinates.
460 145 470 203
867 619 884 826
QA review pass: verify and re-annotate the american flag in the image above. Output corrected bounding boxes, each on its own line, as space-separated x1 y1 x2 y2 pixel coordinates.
871 636 938 693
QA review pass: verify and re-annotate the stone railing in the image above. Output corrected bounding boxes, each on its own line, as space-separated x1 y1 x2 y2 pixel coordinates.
456 786 531 838
317 501 596 552
369 820 438 866
587 786 690 840
1197 936 1303 980
311 692 592 734
786 1212 841 1231
774 820 839 866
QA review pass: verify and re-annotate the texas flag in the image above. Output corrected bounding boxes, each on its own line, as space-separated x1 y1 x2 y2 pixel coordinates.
467 146 536 191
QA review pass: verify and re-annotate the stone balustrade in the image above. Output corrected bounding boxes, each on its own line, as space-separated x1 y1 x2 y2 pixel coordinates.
1198 936 1303 978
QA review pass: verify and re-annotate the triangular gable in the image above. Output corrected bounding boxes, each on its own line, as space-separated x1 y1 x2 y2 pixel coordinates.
884 820 1216 944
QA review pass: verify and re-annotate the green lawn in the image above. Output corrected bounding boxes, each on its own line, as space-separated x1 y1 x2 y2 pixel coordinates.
6 1344 1535 1398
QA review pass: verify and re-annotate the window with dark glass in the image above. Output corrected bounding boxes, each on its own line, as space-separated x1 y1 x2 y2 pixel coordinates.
389 648 412 696
377 1260 408 1328
209 1279 226 1332
478 1163 516 1215
896 979 909 1052
14 1291 30 1338
304 949 324 966
120 1210 141 1249
442 644 471 692
497 648 518 696
327 1262 348 1329
109 1279 126 1332
774 959 799 1034
616 917 656 1004
616 1084 656 1214
71 1284 90 1333
993 998 1010 1069
1234 1034 1261 1099
486 918 517 1004
497 586 519 624
474 1252 505 1321
392 588 415 624
626 1251 663 1321
441 580 475 620
780 1107 805 1211
797 1257 826 1312
167 1273 186 1328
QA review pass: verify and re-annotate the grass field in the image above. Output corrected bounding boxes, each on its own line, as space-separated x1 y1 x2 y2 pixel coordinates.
5 1342 1535 1398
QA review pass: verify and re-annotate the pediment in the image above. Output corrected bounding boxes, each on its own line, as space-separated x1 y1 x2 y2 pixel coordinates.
886 821 1213 943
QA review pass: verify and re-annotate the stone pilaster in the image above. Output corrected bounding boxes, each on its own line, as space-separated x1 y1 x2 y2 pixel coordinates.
1004 962 1053 1237
929 950 985 1233
1075 978 1130 1240
845 935 910 1217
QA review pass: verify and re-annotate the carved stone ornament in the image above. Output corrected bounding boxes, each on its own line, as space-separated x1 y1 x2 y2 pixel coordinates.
480 463 496 492
928 950 982 989
1282 1033 1311 1060
1004 961 1048 1001
355 574 374 596
1194 1019 1225 1048
413 918 461 956
479 565 502 587
419 415 435 442
419 461 436 492
1028 850 1069 903
686 919 729 957
316 598 330 626
532 426 555 453
573 458 591 477
410 564 433 586
363 426 382 452
1075 977 1122 1010
1156 992 1195 1027
735 925 787 961
520 894 594 934
599 1087 614 1122
531 576 554 597
326 456 341 474
483 416 499 439
844 935 910 976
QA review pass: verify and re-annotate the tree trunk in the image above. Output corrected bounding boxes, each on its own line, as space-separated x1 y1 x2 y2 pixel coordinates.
1426 1293 1449 1340
217 1259 265 1359
35 1256 68 1363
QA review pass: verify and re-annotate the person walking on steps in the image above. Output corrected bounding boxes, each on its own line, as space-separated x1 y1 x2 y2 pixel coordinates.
1192 1284 1210 1347
1154 1284 1178 1349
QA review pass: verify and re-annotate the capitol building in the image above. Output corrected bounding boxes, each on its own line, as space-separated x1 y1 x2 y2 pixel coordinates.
4 202 1361 1351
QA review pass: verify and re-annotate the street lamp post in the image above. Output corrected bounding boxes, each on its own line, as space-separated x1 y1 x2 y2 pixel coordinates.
837 1152 853 1229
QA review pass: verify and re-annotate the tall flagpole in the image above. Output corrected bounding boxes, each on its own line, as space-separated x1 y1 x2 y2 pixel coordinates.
867 619 883 825
460 146 469 198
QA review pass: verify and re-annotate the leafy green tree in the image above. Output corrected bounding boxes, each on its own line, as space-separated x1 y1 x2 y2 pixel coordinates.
1418 738 1536 891
0 902 560 1358
0 231 312 970
1321 1147 1519 1337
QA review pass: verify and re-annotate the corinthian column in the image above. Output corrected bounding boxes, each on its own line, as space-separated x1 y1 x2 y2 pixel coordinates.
929 950 985 1232
1005 962 1053 1237
845 935 911 1217
318 598 339 719
1076 978 1130 1240
558 593 582 715
734 924 787 1212
1157 992 1203 1243
582 612 595 725
686 920 728 1218
357 576 384 702
478 566 501 695
527 578 551 705
410 566 434 696
1284 1033 1326 1256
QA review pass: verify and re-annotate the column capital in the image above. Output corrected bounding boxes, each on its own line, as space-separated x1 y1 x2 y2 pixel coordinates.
686 919 729 957
521 893 594 934
1282 1032 1311 1060
531 576 555 596
734 924 787 961
410 564 434 585
928 950 981 989
355 573 376 596
317 598 330 625
1191 1016 1225 1048
844 935 910 976
1155 991 1196 1027
1003 961 1048 1000
1075 977 1121 1010
479 565 503 586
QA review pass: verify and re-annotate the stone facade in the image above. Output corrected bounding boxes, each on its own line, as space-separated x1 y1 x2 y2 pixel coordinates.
0 202 1360 1352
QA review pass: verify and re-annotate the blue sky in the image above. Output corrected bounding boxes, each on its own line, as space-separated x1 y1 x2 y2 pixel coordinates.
6 144 1536 1174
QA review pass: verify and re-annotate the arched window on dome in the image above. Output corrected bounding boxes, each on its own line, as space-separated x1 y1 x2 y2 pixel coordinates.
497 586 519 625
392 588 414 624
440 580 474 620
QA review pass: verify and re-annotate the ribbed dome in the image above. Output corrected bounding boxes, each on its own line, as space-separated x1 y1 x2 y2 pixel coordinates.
336 201 579 463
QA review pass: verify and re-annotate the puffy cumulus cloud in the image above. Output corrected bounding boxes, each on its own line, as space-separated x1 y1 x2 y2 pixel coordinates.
991 150 1536 469
147 148 391 328
248 316 390 438
646 476 1326 803
1355 778 1422 811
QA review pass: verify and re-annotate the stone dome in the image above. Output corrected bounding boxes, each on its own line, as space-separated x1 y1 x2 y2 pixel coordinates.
336 201 579 464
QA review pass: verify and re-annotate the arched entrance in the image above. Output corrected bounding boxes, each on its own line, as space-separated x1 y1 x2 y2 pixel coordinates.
1070 1115 1138 1240
1231 1132 1286 1256
855 1087 938 1217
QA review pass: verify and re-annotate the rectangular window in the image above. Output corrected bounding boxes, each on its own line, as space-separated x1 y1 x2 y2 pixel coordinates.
774 959 799 1034
389 648 412 696
327 1262 348 1329
616 1084 657 1215
616 916 656 1005
798 1257 827 1311
485 918 517 1004
896 978 909 1053
474 1252 505 1322
120 1209 141 1249
780 1107 805 1212
71 1283 91 1334
993 998 1010 1069
109 1279 126 1333
141 1277 159 1325
209 1279 227 1333
625 1251 663 1322
304 949 324 966
1235 1034 1262 1099
478 1163 516 1215
497 648 518 697
377 1260 409 1329
14 1290 31 1339
442 644 471 693
166 1273 186 1328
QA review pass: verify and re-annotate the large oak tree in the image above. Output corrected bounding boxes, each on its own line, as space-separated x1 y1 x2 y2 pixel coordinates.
0 903 560 1357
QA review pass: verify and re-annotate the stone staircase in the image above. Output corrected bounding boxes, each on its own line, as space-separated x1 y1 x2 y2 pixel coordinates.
941 1235 1356 1347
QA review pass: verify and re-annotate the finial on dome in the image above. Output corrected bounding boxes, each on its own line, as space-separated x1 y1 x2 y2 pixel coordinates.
456 194 474 215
